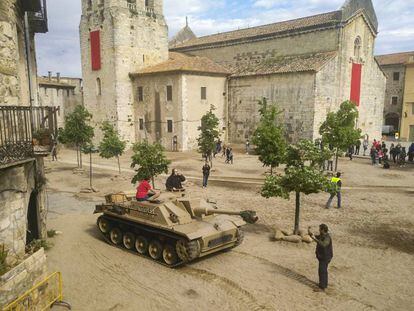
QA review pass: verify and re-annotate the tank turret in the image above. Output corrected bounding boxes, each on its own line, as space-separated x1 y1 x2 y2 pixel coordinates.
94 192 258 266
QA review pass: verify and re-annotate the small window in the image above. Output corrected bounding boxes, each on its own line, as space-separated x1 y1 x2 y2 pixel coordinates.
87 0 92 9
167 120 173 133
96 77 102 96
354 36 361 59
139 118 144 130
201 87 207 100
393 72 400 81
67 89 70 97
391 96 398 105
137 86 143 101
166 85 172 101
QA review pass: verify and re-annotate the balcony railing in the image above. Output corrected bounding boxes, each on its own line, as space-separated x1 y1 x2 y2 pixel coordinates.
0 106 58 166
27 0 48 33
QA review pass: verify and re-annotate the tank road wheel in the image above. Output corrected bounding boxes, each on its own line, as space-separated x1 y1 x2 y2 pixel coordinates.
162 244 178 266
97 216 111 234
123 232 135 250
109 227 123 245
135 236 148 255
176 239 201 262
148 240 163 260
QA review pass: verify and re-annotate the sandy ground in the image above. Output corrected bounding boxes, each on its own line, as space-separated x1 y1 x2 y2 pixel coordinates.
44 148 414 311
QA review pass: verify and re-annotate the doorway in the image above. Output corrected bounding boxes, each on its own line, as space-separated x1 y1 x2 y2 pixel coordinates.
26 191 40 245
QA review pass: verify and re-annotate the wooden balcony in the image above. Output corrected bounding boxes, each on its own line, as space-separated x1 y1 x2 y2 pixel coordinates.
0 106 58 167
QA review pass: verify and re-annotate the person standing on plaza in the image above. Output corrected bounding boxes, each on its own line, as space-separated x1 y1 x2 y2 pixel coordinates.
395 143 402 162
347 145 354 160
326 172 342 208
202 161 211 188
228 148 234 164
245 139 250 155
309 224 333 291
355 139 361 155
363 139 369 156
408 143 414 162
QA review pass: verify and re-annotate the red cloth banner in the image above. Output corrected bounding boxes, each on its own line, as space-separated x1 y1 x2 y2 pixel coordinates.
90 30 101 71
350 63 362 106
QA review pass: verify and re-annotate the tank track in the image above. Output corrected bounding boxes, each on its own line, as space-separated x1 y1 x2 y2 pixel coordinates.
96 215 201 267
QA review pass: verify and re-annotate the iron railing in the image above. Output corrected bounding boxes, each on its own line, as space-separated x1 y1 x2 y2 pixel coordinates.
0 106 58 166
27 0 48 33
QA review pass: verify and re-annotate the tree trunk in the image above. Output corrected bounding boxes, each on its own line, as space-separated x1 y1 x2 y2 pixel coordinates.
76 146 79 168
89 152 93 189
294 192 301 235
117 156 121 174
210 152 213 169
151 176 155 189
335 149 339 172
79 146 83 168
270 166 273 175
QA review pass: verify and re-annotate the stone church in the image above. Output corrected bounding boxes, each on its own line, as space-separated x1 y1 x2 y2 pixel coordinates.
80 0 386 150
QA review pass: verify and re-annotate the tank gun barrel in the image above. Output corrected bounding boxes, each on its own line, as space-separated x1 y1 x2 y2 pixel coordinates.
193 207 258 224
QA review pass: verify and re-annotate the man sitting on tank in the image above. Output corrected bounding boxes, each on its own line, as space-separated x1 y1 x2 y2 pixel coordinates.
136 177 160 202
166 168 186 192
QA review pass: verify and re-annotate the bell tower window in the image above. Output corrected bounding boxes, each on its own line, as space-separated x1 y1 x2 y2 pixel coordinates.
354 36 361 60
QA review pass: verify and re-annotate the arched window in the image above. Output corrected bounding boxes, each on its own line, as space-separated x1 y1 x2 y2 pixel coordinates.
354 36 361 59
96 77 102 96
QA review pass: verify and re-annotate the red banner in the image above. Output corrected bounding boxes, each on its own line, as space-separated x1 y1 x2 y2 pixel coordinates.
350 63 362 106
90 30 101 71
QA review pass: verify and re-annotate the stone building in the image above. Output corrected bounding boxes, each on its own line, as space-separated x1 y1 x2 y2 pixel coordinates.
376 51 414 136
0 0 58 307
401 56 414 142
172 0 386 143
38 73 83 128
80 0 386 149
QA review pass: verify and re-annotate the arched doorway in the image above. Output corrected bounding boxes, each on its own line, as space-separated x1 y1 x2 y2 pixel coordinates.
385 113 400 132
26 191 40 245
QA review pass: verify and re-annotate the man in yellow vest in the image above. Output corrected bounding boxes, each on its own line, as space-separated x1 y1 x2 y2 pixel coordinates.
326 172 342 208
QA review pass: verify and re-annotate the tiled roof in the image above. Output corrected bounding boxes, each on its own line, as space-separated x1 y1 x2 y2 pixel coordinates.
171 11 342 50
230 51 337 77
376 51 414 66
130 52 230 76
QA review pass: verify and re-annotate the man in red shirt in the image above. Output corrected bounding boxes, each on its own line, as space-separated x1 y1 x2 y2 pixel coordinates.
136 177 160 202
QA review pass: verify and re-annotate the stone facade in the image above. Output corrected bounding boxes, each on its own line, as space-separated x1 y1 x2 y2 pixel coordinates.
131 72 226 151
172 0 386 143
80 0 168 145
0 159 48 260
0 248 47 307
38 75 83 128
0 0 40 107
400 59 414 141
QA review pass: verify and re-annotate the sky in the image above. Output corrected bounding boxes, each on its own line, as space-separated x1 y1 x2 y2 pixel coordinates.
35 0 414 78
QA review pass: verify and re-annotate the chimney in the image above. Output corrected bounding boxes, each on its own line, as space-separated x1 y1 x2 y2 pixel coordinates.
48 71 52 81
56 72 60 83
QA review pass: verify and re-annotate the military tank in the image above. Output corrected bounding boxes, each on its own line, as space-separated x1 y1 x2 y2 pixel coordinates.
94 192 258 267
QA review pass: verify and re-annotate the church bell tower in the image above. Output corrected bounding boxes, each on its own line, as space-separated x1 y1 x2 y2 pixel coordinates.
79 0 169 144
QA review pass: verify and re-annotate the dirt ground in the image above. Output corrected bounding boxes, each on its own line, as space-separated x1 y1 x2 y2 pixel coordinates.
45 148 414 311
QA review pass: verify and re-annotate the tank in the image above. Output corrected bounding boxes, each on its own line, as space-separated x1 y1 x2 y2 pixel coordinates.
94 192 258 267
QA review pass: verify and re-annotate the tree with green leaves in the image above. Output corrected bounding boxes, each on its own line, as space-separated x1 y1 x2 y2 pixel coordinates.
197 105 220 167
58 105 94 168
252 98 287 174
99 121 126 174
319 101 362 171
131 140 171 187
261 140 332 234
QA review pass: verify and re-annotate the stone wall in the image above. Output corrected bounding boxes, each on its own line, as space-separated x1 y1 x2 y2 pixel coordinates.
174 28 338 70
380 64 405 129
0 158 47 260
0 0 39 107
228 72 316 143
0 248 47 308
80 0 168 145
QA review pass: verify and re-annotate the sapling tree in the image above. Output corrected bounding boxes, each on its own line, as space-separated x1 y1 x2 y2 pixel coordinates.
99 121 126 174
319 101 362 171
131 140 171 188
261 140 332 234
252 98 287 174
197 105 220 167
58 105 94 168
